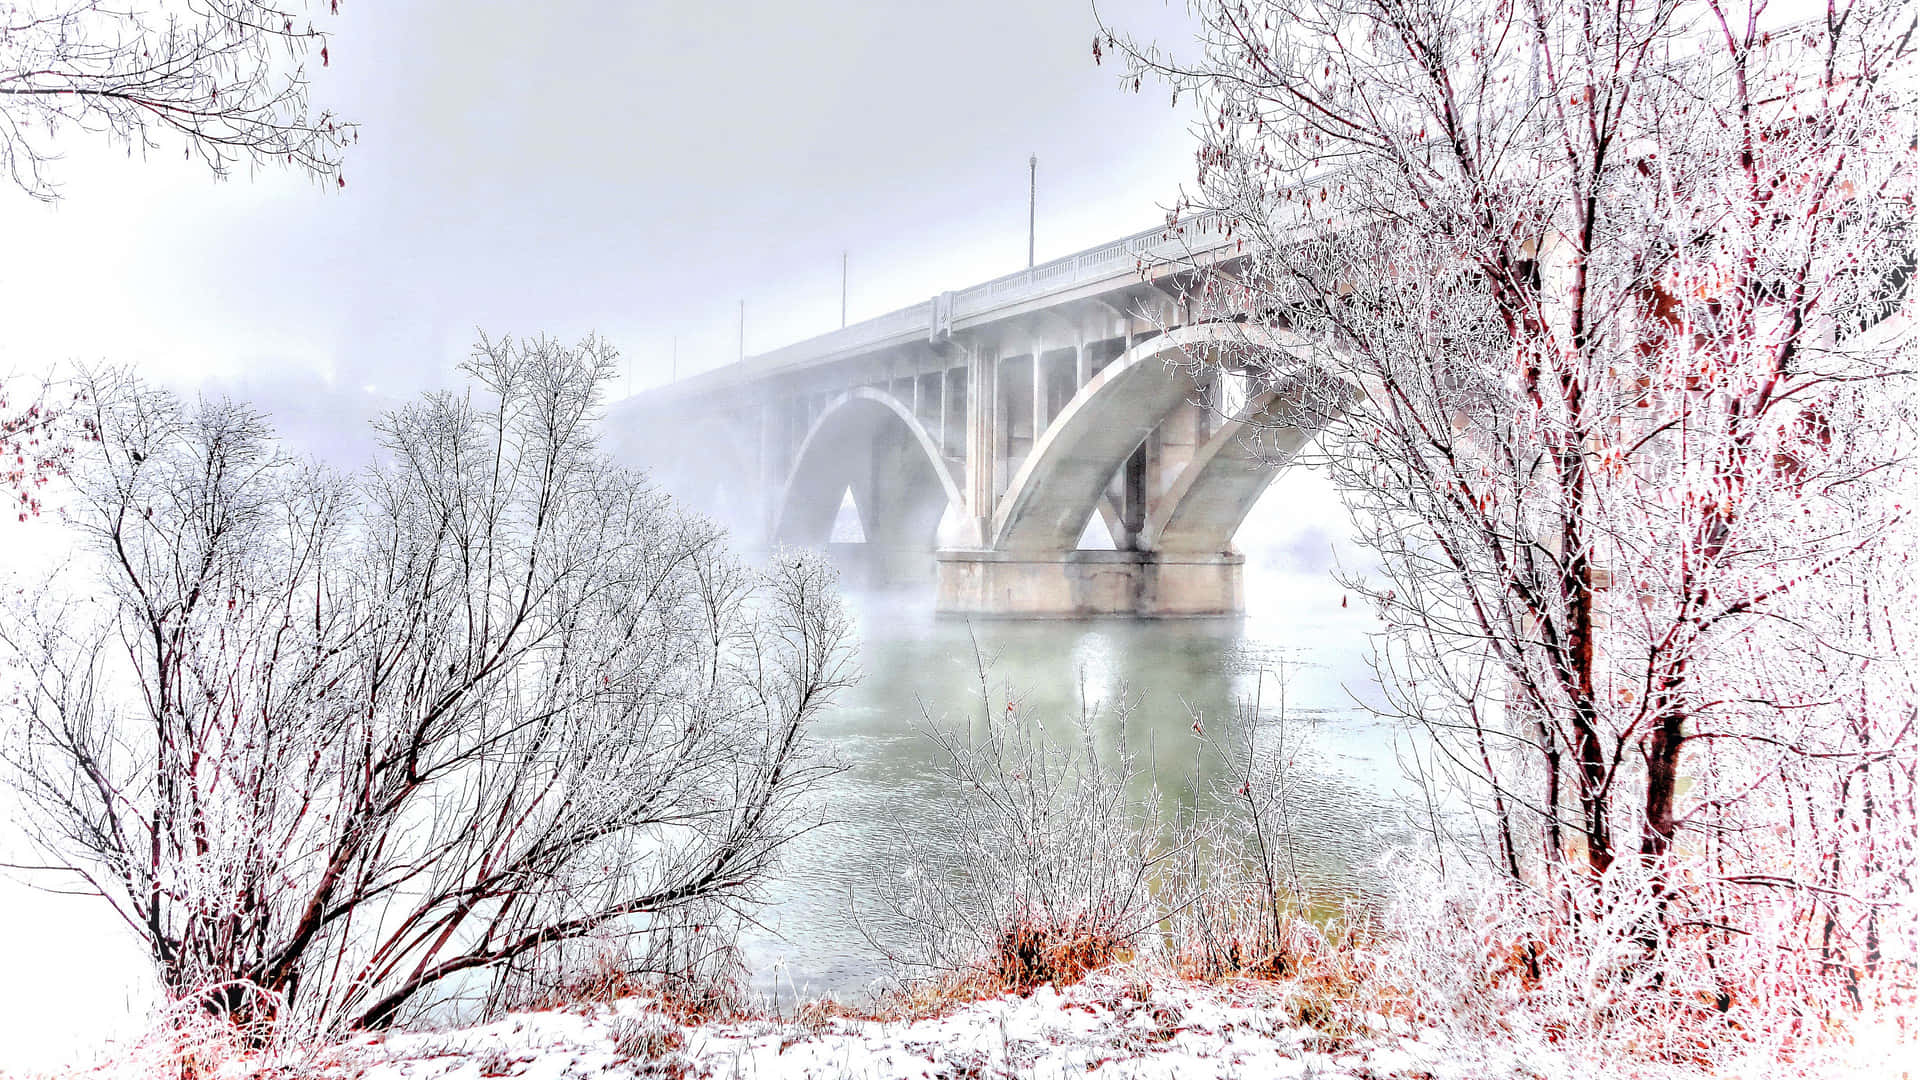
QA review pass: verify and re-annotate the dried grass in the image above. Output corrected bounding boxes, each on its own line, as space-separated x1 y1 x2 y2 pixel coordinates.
521 944 648 1013
517 924 750 1025
985 906 1131 995
607 1013 687 1059
1165 888 1380 1041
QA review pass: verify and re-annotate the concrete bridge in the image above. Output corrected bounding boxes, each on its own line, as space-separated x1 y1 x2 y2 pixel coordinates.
613 215 1338 617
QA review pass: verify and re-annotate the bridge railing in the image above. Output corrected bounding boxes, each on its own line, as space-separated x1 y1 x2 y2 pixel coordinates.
950 211 1235 317
743 299 936 375
635 211 1242 405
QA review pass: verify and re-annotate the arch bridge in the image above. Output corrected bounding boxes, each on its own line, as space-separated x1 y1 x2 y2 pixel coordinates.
613 217 1344 617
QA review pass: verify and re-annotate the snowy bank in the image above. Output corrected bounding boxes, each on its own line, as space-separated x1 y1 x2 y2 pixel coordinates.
71 965 1908 1080
222 971 1459 1080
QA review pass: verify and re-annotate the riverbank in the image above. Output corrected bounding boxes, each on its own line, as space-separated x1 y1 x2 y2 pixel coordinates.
55 961 1908 1080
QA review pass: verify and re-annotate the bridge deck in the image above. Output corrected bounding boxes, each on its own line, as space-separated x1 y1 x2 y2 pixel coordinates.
632 213 1239 408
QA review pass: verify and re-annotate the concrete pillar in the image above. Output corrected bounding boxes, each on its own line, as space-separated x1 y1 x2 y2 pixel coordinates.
1121 443 1147 549
943 366 965 460
1032 336 1047 450
1202 367 1224 442
965 345 997 539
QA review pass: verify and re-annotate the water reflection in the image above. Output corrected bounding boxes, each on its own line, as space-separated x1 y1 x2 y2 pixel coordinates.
740 562 1412 1001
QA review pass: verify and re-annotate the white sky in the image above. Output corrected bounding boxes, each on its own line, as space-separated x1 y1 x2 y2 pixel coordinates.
1 0 1206 465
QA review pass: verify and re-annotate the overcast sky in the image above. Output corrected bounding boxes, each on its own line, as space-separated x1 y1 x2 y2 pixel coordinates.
0 0 1208 465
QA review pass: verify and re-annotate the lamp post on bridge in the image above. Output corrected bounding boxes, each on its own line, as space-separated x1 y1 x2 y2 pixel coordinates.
1028 154 1037 270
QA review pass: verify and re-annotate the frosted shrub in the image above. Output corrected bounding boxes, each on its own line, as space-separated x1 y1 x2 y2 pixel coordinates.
1373 855 1892 1071
880 671 1203 996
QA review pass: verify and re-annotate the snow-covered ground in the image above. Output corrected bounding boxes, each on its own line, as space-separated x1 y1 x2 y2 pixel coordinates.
65 965 1908 1080
202 972 1464 1080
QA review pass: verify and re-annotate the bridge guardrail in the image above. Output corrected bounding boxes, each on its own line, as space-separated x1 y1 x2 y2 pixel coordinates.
638 211 1241 405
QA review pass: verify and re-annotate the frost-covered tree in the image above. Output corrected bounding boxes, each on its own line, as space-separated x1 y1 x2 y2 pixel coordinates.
1106 0 1914 993
0 368 79 520
0 336 854 1035
1 0 354 200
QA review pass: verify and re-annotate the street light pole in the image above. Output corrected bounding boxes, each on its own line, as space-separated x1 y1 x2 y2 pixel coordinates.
1028 154 1037 269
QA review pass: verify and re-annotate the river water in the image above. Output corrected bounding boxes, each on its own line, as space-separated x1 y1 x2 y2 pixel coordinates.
738 481 1413 1001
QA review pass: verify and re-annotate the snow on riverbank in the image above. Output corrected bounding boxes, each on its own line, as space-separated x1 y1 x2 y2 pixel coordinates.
247 972 1470 1080
68 965 1904 1080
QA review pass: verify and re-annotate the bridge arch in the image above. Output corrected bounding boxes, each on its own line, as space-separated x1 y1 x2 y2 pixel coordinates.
991 323 1339 553
772 387 971 551
1139 370 1349 553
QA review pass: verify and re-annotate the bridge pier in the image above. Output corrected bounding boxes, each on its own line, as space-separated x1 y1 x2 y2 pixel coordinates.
934 549 1244 618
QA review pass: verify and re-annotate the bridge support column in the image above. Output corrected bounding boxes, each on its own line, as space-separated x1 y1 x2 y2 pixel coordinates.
934 549 1243 618
966 348 998 540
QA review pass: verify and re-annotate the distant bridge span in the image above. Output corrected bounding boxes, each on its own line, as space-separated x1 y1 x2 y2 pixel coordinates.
613 216 1342 616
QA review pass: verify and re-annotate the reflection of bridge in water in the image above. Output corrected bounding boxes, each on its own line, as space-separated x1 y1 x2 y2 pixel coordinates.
615 216 1339 617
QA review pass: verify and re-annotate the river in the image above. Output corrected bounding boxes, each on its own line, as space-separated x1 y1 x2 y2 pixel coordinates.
737 480 1412 1001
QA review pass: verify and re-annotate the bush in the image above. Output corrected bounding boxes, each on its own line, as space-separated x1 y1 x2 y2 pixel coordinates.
878 669 1202 998
1366 854 1892 1071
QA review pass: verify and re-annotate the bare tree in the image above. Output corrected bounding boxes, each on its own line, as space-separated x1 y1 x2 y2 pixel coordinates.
0 366 82 519
1105 0 1914 986
1 0 354 200
0 334 855 1037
